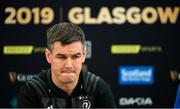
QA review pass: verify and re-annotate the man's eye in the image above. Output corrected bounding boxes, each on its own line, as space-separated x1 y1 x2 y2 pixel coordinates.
73 55 81 59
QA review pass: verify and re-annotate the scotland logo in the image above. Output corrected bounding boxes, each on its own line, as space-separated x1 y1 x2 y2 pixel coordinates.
82 100 91 109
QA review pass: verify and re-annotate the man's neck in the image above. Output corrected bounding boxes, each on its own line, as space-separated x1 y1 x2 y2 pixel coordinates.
59 81 78 95
52 74 79 95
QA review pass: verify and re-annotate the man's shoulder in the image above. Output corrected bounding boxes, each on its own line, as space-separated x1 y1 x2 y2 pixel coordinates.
27 69 49 87
82 70 107 83
18 69 50 95
25 69 47 83
82 70 100 84
82 70 109 94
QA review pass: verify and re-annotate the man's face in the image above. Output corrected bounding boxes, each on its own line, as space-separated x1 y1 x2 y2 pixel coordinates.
45 41 86 84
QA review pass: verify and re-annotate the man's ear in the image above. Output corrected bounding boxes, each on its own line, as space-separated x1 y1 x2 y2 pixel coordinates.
45 48 52 64
82 47 87 63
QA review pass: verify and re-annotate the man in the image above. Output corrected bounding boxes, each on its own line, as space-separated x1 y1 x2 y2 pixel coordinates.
17 22 116 108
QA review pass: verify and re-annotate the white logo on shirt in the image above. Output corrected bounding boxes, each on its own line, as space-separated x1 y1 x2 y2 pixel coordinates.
82 100 91 109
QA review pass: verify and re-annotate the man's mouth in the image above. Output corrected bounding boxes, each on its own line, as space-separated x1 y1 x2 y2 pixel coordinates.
62 71 74 74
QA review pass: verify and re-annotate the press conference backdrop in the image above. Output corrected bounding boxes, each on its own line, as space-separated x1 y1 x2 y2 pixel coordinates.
0 0 180 108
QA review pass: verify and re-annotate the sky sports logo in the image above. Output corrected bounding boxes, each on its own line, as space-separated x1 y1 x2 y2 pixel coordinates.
119 66 154 85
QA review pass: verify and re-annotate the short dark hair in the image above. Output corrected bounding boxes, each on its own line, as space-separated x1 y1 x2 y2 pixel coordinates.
47 22 85 49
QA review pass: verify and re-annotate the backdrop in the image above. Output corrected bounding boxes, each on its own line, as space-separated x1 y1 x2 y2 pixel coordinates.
0 0 180 108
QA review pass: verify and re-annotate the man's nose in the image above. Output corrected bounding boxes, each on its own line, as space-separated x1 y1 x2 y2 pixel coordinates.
64 58 73 68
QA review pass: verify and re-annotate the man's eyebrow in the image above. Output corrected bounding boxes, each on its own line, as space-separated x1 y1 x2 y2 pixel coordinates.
55 52 81 56
56 53 65 56
74 52 81 55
